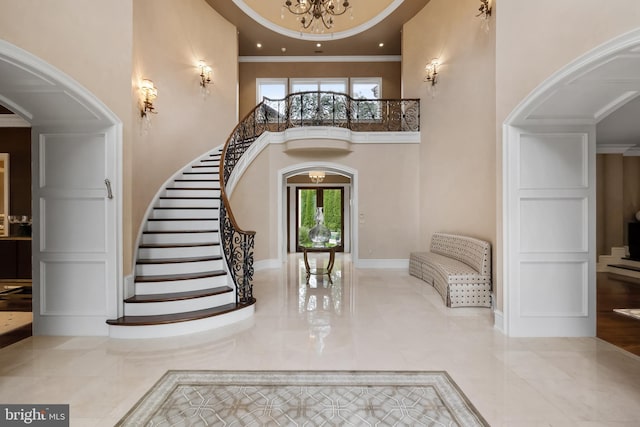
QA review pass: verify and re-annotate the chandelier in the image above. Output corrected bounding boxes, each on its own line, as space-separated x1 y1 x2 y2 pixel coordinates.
283 0 351 32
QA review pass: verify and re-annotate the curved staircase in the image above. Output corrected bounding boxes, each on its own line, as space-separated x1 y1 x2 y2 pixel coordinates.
107 147 255 338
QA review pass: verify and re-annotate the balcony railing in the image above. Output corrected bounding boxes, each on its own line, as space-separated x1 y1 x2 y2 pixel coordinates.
219 92 420 304
262 91 420 132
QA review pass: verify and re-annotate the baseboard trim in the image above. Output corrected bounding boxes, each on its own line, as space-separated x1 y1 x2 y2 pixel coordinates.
493 310 505 334
355 259 409 269
254 259 283 271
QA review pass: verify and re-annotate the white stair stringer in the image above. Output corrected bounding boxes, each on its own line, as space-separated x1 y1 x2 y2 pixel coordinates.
108 146 255 338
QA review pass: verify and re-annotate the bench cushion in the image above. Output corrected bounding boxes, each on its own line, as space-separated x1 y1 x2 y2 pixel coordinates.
430 233 491 276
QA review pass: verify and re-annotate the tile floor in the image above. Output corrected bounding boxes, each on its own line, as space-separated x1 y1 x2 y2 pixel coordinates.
1 255 640 426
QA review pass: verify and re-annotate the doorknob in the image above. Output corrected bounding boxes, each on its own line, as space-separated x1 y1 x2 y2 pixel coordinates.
104 178 113 199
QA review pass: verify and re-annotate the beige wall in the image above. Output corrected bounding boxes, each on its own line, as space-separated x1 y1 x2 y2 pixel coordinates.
0 0 239 275
597 154 640 256
132 0 238 273
230 141 421 261
402 1 496 263
239 61 401 117
496 0 640 310
0 0 135 269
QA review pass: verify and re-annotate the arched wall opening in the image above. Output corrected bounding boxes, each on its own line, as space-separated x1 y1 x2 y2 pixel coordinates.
502 28 640 337
277 162 359 266
0 40 122 336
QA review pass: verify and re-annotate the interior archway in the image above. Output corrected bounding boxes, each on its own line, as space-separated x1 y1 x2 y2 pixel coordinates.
0 40 122 336
278 162 359 265
503 28 640 337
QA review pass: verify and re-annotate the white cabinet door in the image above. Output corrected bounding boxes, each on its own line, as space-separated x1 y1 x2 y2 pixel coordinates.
32 127 118 336
506 126 596 337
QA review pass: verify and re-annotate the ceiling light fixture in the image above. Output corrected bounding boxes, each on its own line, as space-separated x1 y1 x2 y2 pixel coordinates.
256 43 262 48
282 0 352 32
309 170 325 184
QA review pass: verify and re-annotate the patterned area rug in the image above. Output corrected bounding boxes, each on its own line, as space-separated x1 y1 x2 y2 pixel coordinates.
117 370 488 426
614 308 640 321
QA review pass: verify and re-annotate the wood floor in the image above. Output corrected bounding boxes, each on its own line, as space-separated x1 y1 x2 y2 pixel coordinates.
0 284 32 349
597 272 640 357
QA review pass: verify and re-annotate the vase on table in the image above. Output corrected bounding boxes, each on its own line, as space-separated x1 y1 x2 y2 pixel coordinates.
309 207 330 247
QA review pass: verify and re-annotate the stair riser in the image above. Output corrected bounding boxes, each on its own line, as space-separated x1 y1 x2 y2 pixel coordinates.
151 208 219 219
136 259 224 276
170 181 220 189
157 198 219 208
124 292 235 316
146 220 218 232
142 232 219 245
138 245 221 259
180 173 220 181
164 189 221 198
135 274 228 295
188 166 218 173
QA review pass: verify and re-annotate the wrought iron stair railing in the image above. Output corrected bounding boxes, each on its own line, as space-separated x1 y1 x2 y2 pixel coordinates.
219 91 420 304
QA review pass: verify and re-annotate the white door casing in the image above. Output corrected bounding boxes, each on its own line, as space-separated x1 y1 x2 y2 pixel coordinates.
502 28 640 337
0 40 122 336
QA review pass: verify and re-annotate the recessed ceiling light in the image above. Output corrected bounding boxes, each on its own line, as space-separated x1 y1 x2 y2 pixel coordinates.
256 43 262 48
379 43 384 47
316 43 322 48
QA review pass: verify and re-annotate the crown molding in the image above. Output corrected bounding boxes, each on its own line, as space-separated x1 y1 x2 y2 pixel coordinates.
239 55 401 63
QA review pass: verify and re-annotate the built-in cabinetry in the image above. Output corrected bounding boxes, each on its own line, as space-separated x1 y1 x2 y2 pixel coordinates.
0 237 31 279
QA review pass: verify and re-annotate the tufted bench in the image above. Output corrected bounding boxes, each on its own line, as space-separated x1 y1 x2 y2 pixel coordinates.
409 233 492 307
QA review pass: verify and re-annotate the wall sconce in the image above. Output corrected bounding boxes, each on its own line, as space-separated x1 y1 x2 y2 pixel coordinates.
477 0 491 32
309 170 325 184
198 60 212 88
424 59 439 86
140 79 157 118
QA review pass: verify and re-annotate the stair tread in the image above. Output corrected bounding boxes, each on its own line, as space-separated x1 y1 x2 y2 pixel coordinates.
137 255 222 264
139 242 220 249
166 187 219 190
175 179 220 181
159 196 220 199
143 230 218 234
135 269 227 283
124 286 233 303
609 264 640 272
107 299 255 326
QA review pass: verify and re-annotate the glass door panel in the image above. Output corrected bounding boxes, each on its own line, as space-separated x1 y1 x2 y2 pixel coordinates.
297 188 317 249
322 189 343 248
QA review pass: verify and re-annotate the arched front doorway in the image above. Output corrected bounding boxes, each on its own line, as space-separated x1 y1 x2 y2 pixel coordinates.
0 40 122 336
503 29 640 337
278 162 359 265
